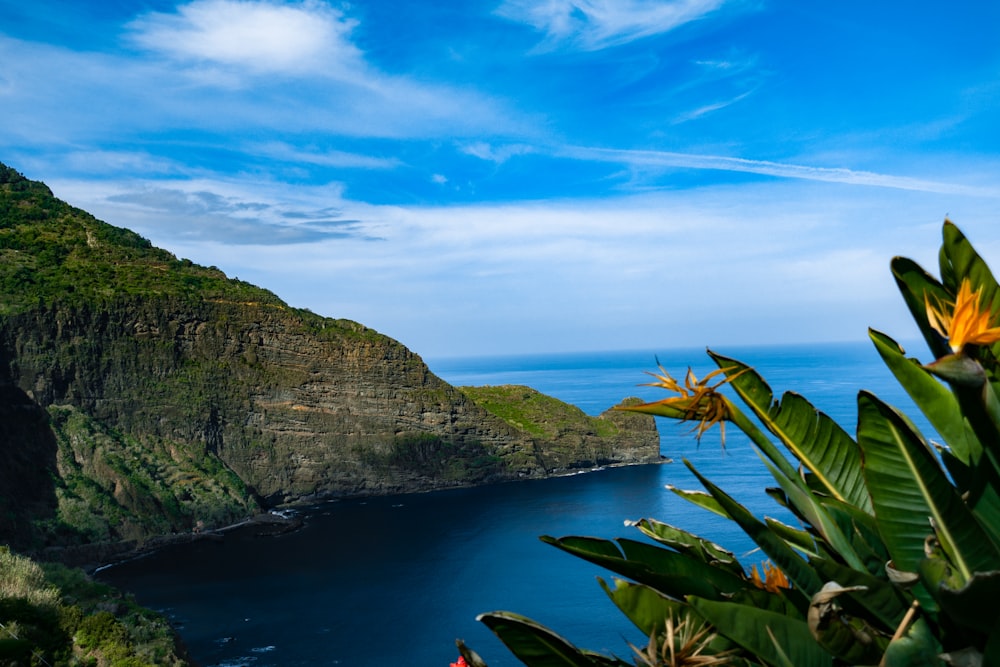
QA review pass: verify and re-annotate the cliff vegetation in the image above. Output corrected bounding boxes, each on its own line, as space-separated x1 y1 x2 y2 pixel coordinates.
0 162 660 562
0 546 187 665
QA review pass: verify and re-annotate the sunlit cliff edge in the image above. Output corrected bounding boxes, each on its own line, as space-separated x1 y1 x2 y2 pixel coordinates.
0 163 660 563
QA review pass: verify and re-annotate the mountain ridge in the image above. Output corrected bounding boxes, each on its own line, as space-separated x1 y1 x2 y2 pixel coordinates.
0 163 661 561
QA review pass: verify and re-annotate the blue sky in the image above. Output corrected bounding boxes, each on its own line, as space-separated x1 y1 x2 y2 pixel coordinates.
2 1 1000 358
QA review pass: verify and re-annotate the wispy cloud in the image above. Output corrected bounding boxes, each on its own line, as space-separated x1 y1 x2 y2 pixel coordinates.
87 180 382 244
249 142 402 169
557 146 1000 196
460 142 536 163
496 0 727 51
670 89 754 123
126 0 364 79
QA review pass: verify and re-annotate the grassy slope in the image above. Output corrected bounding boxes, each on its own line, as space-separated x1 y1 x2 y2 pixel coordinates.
458 385 622 439
0 546 188 665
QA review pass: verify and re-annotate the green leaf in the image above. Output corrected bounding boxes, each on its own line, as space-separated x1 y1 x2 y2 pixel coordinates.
870 329 981 466
807 582 889 664
666 485 729 518
757 453 867 572
540 535 747 601
936 569 1000 636
764 517 819 558
685 460 821 604
890 256 951 360
709 351 871 511
940 221 1000 313
810 557 911 630
597 577 689 637
477 611 628 666
629 518 744 577
880 616 941 667
857 392 1000 582
725 586 805 619
818 497 892 576
689 597 833 667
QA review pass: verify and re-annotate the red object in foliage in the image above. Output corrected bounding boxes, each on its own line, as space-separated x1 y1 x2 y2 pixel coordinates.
450 657 468 667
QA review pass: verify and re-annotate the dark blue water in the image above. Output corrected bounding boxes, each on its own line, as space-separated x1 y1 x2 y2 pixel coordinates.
98 341 929 666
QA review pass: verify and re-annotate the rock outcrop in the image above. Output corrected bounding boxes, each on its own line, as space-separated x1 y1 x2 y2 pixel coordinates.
0 163 660 555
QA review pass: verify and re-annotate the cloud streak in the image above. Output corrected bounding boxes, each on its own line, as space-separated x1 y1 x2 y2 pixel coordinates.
496 0 727 51
557 146 1000 196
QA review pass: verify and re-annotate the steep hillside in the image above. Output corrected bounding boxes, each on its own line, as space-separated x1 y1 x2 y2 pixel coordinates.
0 163 660 558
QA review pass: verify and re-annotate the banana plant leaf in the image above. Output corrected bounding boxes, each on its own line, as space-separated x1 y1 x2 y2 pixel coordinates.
764 517 819 558
818 497 891 576
870 328 981 466
890 256 952 360
857 392 1000 582
597 577 689 637
807 582 890 665
758 454 867 572
665 485 729 518
597 579 752 663
810 557 911 630
476 611 629 667
456 640 490 667
688 597 833 667
880 616 941 667
940 221 1000 314
709 351 872 511
685 461 820 607
628 518 744 576
725 586 804 619
539 535 747 601
940 439 1000 551
935 570 1000 636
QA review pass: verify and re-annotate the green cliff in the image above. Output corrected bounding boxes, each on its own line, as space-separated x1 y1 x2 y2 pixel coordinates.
0 163 660 559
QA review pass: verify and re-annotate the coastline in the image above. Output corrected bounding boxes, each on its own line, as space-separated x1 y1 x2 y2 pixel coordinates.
77 457 671 574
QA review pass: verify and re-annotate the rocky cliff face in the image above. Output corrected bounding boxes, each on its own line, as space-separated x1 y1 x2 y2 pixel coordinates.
0 163 660 554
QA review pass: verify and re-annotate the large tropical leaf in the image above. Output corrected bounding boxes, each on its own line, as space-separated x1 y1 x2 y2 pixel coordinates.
757 454 867 572
597 577 689 637
890 256 952 360
688 597 833 667
818 497 891 576
935 569 1000 636
477 611 628 667
879 617 941 667
709 351 872 511
940 221 1000 315
810 557 910 630
764 517 820 558
685 461 821 604
540 536 747 601
870 328 981 465
629 518 744 576
807 582 889 664
666 485 729 518
857 392 1000 582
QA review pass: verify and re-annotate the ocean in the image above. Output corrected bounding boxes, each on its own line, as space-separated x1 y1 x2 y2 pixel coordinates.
97 341 928 666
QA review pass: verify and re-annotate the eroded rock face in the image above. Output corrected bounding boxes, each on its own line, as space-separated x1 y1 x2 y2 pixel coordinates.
3 297 660 506
2 299 547 505
0 162 660 550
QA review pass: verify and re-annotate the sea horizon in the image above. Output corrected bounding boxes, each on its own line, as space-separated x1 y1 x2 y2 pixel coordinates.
100 340 936 667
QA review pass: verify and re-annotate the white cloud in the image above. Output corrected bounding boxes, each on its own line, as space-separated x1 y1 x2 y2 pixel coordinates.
496 0 727 51
127 0 363 78
670 89 754 123
461 142 536 163
556 145 1000 196
45 168 1000 357
249 142 402 169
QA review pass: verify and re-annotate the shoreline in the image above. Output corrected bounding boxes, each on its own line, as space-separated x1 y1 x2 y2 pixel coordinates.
77 457 671 574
